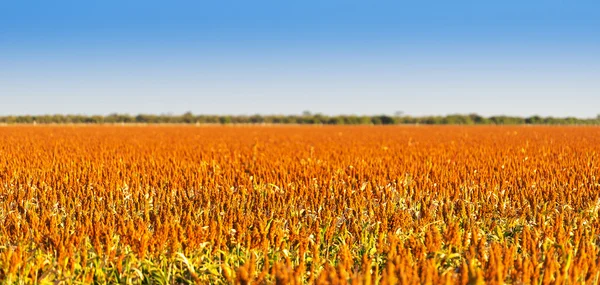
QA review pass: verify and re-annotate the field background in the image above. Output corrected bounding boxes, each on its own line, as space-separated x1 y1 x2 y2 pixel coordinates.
1 125 600 284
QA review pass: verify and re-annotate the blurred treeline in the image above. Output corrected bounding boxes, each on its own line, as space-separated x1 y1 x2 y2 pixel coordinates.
1 112 599 125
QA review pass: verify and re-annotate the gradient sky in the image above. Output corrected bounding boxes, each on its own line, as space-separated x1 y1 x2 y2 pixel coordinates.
1 0 599 117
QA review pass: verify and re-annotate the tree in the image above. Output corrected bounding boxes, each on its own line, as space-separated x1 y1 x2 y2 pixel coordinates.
182 111 194 123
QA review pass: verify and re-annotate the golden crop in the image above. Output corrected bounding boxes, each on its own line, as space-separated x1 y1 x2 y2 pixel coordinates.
1 125 599 284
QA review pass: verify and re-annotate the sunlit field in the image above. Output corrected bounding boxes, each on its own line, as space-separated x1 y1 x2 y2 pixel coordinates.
1 125 600 284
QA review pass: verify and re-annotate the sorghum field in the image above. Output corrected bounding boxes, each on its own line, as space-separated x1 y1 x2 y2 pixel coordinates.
1 125 600 284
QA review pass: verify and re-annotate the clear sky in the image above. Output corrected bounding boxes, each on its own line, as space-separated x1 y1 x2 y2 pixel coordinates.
1 0 599 117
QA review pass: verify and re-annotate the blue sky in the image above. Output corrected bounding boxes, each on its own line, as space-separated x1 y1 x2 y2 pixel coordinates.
1 0 599 117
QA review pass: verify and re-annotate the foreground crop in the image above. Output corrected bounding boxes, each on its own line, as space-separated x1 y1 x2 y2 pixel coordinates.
1 126 599 284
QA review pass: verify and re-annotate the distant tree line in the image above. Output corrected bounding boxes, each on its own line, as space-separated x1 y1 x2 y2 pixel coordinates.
1 112 599 125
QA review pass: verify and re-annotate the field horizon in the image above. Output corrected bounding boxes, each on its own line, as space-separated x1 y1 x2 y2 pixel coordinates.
1 113 600 126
